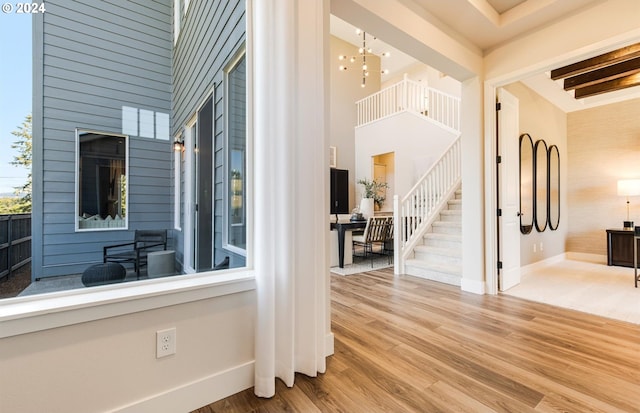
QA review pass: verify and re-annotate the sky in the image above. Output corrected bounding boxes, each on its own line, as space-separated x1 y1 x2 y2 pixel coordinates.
0 12 32 195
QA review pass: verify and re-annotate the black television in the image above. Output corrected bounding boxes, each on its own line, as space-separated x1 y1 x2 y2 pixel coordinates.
330 168 349 215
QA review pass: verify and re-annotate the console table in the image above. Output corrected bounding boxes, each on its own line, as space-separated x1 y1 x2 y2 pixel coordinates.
606 228 640 268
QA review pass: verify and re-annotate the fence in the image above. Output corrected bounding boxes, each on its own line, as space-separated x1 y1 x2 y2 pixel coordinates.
0 213 32 280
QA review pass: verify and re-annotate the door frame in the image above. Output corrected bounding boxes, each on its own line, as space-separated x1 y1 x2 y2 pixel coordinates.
496 88 521 291
183 115 198 274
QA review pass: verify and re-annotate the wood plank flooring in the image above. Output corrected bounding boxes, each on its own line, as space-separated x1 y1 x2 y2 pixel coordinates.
193 269 640 413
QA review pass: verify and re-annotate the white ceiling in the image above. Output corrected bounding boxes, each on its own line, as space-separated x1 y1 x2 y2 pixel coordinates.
405 0 602 51
331 0 640 112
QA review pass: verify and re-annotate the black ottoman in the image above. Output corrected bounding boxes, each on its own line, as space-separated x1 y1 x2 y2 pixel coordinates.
82 263 127 287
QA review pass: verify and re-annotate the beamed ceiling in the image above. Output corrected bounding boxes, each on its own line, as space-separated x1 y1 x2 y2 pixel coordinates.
550 43 640 99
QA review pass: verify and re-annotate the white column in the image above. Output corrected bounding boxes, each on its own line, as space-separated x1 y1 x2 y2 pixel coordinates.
460 76 486 294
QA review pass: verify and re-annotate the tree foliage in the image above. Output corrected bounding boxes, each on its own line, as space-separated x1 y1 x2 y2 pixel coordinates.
8 114 32 213
0 197 29 214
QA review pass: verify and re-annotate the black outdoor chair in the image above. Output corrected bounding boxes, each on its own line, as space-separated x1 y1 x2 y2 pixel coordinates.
103 230 167 278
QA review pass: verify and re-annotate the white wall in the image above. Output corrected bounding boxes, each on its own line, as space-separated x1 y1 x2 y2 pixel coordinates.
504 82 568 266
355 112 458 209
567 98 640 256
330 34 381 211
0 291 256 413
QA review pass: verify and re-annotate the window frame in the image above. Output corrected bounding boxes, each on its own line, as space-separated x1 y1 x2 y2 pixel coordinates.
75 129 129 232
174 130 183 231
223 46 248 256
0 270 256 339
173 0 181 45
1 0 256 340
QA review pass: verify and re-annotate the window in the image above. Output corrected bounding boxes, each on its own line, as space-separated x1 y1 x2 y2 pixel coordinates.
224 52 247 253
76 130 128 231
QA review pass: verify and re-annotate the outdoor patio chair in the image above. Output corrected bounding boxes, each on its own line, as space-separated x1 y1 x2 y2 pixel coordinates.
103 230 167 278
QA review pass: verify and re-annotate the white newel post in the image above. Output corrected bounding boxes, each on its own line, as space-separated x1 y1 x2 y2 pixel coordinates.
251 0 331 398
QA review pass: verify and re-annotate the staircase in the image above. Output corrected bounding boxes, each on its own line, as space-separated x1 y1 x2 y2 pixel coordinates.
356 76 463 287
404 189 462 286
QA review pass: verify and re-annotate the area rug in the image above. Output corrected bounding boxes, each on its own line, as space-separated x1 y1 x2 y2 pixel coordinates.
330 255 393 276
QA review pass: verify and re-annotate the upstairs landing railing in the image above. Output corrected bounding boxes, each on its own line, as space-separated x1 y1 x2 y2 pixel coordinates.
356 76 460 132
393 137 461 274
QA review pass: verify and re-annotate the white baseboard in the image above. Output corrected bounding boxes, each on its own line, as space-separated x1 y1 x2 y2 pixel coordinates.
114 361 254 413
325 332 335 357
461 278 485 295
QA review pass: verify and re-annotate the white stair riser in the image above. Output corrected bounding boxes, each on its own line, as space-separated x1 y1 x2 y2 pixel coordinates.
424 237 461 250
439 212 461 222
414 250 462 266
431 223 461 235
405 265 462 286
447 201 462 210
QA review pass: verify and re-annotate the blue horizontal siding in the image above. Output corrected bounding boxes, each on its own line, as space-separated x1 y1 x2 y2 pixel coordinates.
35 0 173 278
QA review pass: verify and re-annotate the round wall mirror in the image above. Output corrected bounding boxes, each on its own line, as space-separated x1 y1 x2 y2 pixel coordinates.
519 133 534 234
548 145 560 230
534 139 548 232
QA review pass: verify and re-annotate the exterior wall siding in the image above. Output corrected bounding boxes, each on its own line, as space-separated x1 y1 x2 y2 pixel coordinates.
172 0 246 270
33 0 173 278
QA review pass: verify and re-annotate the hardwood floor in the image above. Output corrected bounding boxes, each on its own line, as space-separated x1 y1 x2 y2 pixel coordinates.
193 269 640 412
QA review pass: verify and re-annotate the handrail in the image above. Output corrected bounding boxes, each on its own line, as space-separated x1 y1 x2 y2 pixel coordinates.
356 78 460 132
393 137 461 274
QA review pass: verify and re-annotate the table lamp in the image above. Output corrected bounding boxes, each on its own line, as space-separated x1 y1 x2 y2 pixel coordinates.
617 179 640 229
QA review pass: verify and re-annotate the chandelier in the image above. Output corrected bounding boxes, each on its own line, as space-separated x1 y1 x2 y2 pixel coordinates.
338 29 390 88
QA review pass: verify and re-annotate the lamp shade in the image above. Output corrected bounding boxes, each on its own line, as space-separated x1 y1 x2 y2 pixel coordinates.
617 179 640 196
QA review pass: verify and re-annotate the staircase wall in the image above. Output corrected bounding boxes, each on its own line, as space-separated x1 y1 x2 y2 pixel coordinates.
355 111 459 212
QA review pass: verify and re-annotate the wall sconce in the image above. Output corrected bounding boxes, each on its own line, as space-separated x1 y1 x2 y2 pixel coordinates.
617 179 640 229
173 137 185 152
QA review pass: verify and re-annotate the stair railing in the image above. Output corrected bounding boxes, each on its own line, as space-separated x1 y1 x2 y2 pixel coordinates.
356 76 460 132
393 137 461 274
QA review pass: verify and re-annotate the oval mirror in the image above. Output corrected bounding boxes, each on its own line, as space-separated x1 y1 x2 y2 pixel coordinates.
548 145 560 230
519 133 534 234
534 139 548 232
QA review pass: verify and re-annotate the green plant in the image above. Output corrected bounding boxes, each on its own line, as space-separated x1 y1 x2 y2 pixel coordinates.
357 178 389 208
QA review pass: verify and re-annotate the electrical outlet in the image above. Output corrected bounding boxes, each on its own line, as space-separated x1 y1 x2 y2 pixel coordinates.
533 244 537 253
156 327 176 358
540 242 544 252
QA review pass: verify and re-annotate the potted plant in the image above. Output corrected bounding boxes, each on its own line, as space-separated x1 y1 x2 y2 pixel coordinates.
358 178 389 214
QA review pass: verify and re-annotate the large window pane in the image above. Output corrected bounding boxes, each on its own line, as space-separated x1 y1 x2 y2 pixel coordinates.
76 130 128 231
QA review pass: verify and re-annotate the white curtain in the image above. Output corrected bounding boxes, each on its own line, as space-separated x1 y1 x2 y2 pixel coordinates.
250 0 331 398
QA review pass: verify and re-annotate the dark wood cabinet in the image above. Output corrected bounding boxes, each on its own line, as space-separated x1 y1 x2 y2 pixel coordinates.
330 168 349 215
606 229 640 267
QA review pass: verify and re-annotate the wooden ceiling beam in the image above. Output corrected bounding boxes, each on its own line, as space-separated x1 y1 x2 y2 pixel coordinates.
574 72 640 99
563 56 640 90
550 43 640 80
